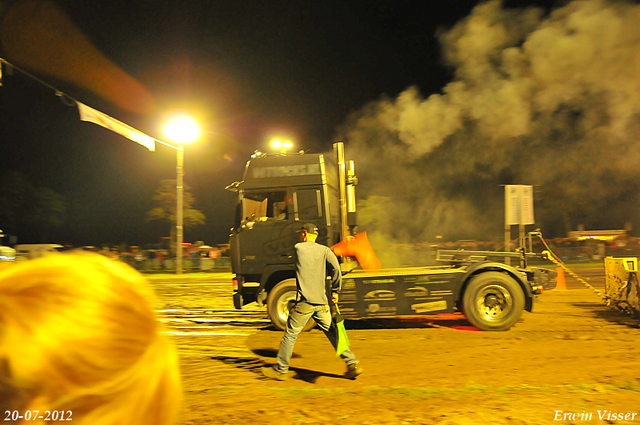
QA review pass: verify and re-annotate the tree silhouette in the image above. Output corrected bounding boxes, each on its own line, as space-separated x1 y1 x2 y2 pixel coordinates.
29 187 65 242
146 179 206 250
0 171 33 237
0 171 65 242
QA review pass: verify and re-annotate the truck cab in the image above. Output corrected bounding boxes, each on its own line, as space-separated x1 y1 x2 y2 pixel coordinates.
228 149 342 310
228 143 556 332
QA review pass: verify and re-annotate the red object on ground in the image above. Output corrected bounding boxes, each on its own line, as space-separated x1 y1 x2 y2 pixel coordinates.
332 232 381 272
450 326 481 331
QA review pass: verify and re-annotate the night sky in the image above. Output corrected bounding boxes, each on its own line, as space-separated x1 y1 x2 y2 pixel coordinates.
0 0 569 247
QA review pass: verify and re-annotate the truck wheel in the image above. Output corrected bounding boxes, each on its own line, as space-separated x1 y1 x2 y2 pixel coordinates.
462 271 524 331
267 279 316 331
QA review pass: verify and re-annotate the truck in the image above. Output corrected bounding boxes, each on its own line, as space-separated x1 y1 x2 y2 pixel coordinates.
0 230 16 262
227 142 556 331
14 244 64 260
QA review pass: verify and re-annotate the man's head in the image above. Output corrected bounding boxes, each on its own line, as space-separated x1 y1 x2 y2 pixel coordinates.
300 223 318 242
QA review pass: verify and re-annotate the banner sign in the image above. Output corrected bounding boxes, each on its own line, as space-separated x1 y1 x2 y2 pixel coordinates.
505 185 535 225
78 102 156 151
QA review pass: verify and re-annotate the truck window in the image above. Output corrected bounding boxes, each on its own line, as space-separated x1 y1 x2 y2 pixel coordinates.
242 197 267 220
242 191 288 221
233 202 242 230
294 189 322 220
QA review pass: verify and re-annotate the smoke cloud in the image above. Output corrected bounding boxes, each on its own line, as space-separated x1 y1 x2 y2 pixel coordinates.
340 0 640 256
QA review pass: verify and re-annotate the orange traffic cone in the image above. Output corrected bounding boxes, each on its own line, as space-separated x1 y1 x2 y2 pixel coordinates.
553 267 567 291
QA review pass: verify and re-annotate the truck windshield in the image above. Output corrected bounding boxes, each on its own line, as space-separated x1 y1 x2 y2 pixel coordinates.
242 191 288 221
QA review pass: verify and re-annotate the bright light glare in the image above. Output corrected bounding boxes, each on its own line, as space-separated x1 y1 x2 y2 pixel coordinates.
271 139 293 151
163 115 201 144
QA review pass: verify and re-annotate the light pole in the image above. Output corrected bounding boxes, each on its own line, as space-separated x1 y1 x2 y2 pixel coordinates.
176 145 185 274
163 114 200 274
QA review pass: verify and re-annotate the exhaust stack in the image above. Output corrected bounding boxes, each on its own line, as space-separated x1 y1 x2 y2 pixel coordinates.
333 142 358 241
334 142 348 241
333 142 379 271
346 159 358 235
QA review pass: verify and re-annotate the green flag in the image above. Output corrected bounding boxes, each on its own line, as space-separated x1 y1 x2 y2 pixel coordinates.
335 306 350 356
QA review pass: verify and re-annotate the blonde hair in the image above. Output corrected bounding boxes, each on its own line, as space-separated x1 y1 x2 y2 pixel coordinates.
0 253 181 425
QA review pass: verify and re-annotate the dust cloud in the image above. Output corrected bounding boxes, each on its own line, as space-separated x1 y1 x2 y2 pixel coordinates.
339 0 640 264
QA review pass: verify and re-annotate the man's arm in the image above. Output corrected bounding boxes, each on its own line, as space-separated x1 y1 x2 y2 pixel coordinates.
326 247 342 299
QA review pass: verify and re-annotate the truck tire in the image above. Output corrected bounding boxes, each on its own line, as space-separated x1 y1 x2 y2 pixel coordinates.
267 279 316 331
462 271 524 331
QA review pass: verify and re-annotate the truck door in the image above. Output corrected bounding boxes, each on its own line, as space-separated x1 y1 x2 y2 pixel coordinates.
237 190 297 273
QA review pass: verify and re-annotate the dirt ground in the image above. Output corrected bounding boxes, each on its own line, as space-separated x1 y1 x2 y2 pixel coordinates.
173 287 640 425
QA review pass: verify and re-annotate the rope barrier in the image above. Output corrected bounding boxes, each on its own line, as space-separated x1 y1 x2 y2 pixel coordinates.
535 232 609 303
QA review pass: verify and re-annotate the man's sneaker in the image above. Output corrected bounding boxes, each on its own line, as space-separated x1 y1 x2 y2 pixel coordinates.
345 364 363 379
261 365 289 381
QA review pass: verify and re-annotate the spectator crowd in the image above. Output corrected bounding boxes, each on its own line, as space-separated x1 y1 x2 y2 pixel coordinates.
64 243 231 272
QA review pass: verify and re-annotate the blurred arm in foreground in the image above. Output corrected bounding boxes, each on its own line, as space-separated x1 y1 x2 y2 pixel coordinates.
0 0 156 114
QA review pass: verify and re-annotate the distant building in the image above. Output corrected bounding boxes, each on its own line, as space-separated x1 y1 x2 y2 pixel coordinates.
567 230 627 241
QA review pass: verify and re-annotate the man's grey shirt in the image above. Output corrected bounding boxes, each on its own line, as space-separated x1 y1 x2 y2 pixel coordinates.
294 241 342 305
